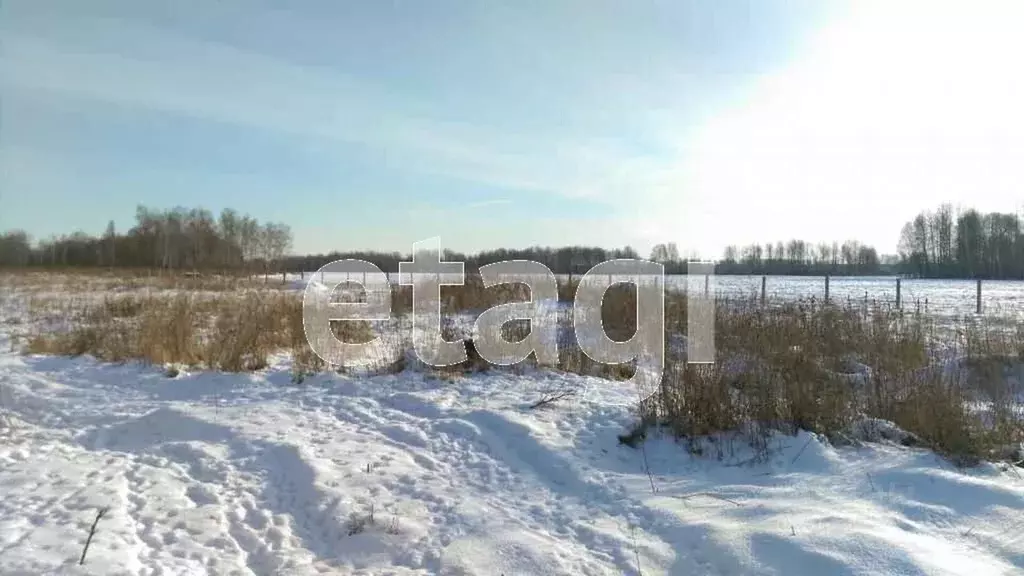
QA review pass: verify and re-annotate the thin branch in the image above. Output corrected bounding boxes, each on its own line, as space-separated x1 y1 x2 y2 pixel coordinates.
672 492 743 507
529 389 576 410
630 523 644 576
639 441 657 494
790 436 814 466
79 507 109 565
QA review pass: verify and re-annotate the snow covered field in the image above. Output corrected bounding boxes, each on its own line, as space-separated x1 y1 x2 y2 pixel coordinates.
298 271 1024 323
2 278 1024 575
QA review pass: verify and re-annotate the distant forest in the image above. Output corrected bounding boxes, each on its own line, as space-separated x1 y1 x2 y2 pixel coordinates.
896 204 1024 280
0 203 1021 280
716 205 1024 279
0 207 293 275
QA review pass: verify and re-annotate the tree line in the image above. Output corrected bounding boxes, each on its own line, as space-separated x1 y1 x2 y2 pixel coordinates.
897 204 1024 279
0 206 292 274
1 202 1021 280
713 203 1024 279
716 240 891 276
281 245 647 275
0 207 643 276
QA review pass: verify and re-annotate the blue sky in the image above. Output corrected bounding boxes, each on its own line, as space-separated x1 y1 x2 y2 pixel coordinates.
2 0 1022 257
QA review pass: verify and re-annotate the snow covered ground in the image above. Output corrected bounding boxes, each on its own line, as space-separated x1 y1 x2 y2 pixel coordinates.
308 272 1024 322
2 280 1024 575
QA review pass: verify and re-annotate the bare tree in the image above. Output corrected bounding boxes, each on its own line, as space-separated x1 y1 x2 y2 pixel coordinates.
262 222 293 278
0 231 31 266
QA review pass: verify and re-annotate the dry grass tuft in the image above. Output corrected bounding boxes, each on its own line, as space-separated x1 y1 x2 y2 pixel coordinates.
24 291 372 375
16 270 1024 464
637 296 1024 463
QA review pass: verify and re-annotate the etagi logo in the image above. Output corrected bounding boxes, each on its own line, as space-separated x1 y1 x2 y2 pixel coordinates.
303 238 715 388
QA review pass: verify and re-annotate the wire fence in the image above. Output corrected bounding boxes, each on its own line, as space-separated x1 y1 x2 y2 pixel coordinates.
294 270 1024 321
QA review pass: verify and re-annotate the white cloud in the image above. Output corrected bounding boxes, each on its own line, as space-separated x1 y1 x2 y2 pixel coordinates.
623 0 1024 256
0 15 587 198
6 2 1022 257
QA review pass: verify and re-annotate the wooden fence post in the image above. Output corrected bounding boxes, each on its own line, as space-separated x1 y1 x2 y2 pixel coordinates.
761 275 766 305
825 275 830 304
896 278 901 310
977 279 982 314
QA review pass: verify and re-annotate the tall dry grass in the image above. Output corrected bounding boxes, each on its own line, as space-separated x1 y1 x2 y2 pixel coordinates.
3 268 289 294
24 292 372 376
634 293 1024 464
16 270 1024 464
